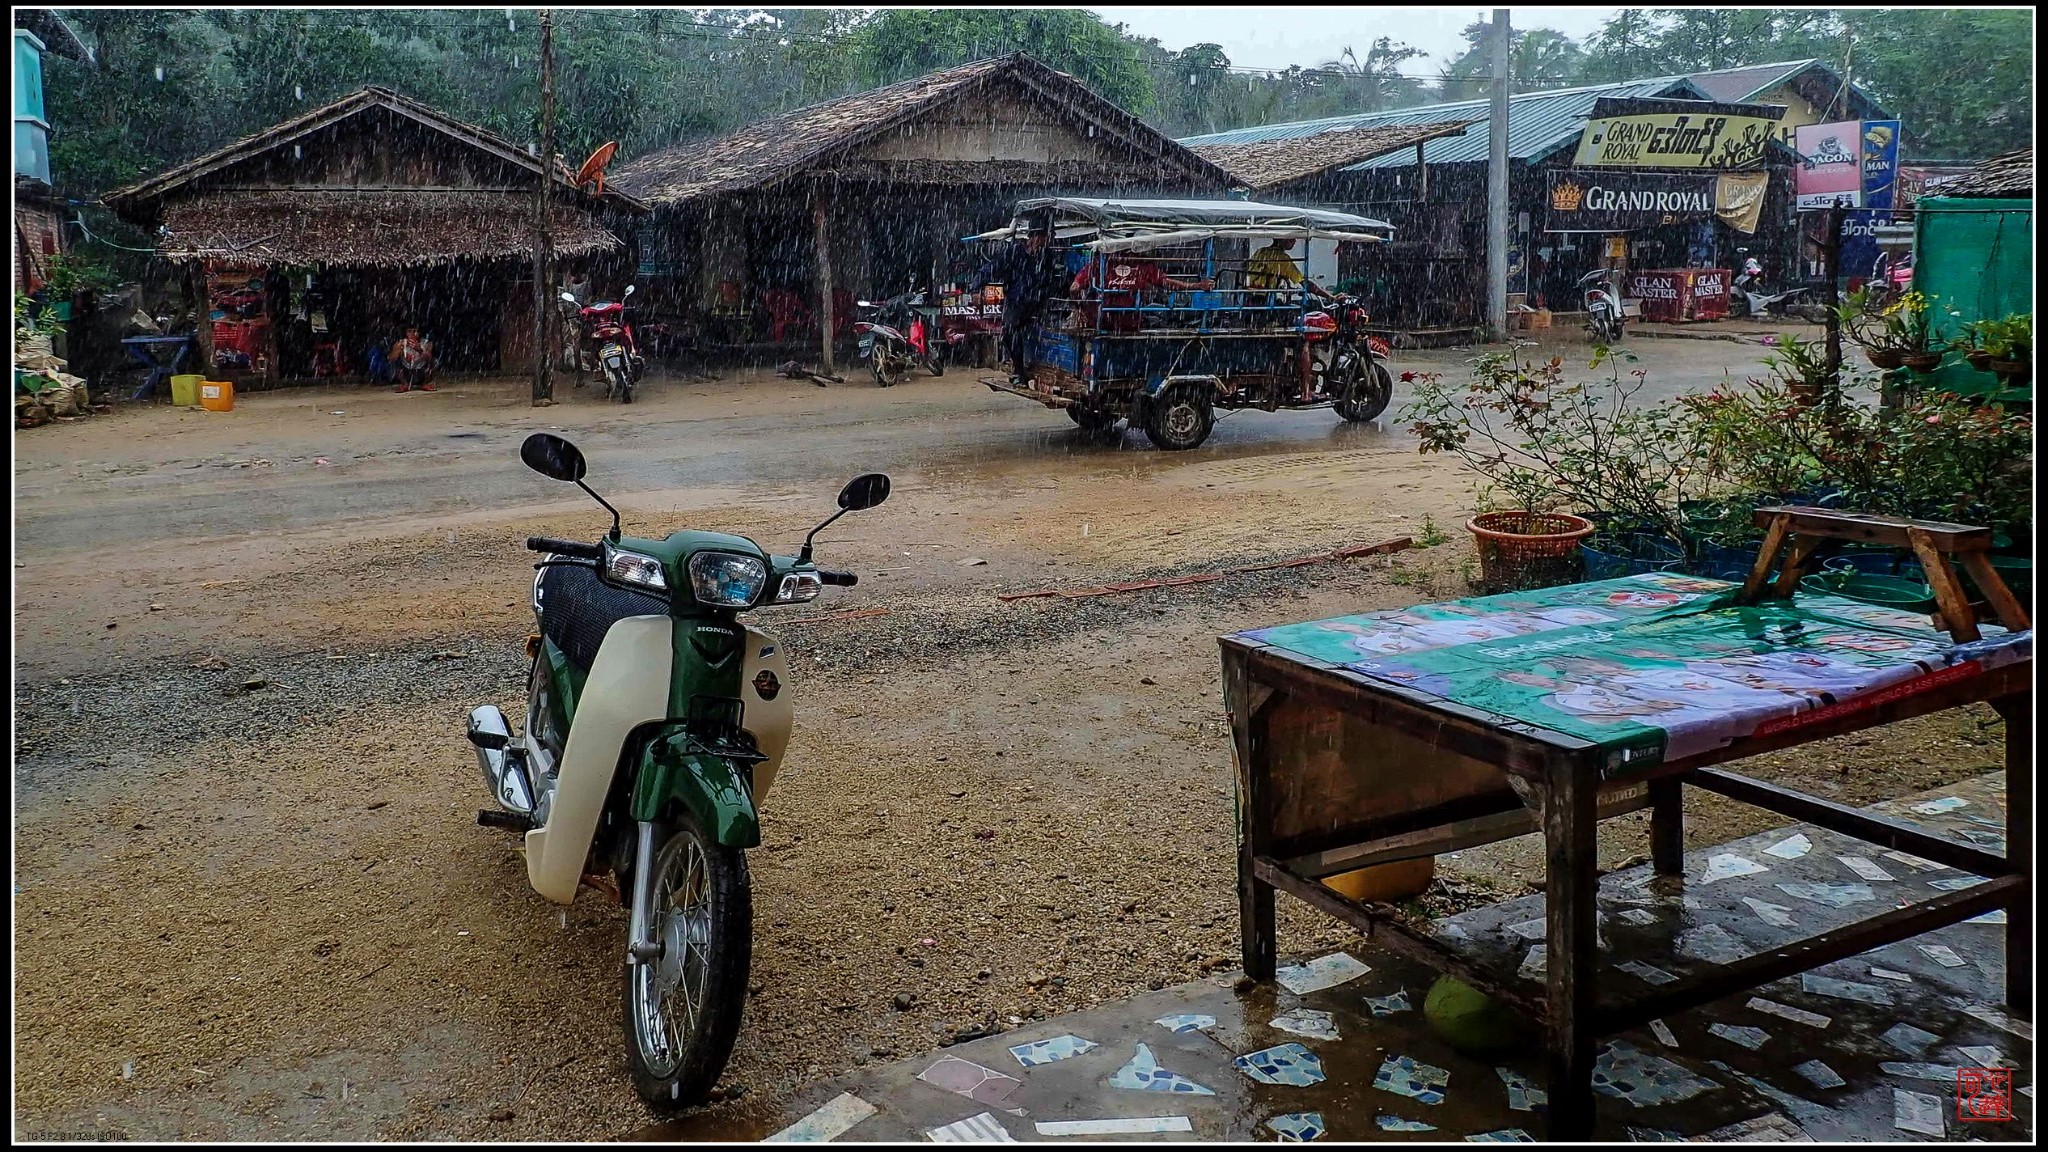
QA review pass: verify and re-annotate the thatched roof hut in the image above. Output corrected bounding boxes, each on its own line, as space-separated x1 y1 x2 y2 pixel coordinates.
1187 121 1475 192
104 86 643 268
611 53 1231 206
1931 148 2031 200
609 53 1234 371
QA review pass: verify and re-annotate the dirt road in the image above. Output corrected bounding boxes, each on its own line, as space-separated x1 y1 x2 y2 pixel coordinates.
17 332 1998 1140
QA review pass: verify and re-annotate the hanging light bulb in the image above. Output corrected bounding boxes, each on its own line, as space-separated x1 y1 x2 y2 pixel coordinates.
155 65 165 82
1188 73 1198 87
295 84 304 101
508 11 517 33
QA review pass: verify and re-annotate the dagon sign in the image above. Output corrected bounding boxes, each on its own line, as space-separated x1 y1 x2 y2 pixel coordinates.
1573 98 1783 170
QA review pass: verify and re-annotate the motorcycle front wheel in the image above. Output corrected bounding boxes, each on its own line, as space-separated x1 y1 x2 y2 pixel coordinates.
623 811 751 1111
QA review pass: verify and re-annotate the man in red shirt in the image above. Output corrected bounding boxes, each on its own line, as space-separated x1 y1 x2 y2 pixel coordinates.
1071 256 1212 331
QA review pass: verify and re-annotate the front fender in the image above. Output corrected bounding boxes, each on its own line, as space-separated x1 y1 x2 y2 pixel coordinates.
631 731 760 848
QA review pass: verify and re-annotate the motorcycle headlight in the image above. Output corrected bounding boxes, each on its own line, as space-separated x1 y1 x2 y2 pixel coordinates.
772 571 823 605
606 548 668 593
687 552 768 608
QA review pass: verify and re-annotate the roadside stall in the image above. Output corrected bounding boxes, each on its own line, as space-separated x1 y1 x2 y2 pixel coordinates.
1222 507 2030 1138
972 196 1397 449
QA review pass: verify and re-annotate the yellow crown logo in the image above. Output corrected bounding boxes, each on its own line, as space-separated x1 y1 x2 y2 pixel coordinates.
1551 178 1584 212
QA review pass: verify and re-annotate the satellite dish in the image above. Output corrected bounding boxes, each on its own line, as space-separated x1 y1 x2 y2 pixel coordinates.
574 141 619 198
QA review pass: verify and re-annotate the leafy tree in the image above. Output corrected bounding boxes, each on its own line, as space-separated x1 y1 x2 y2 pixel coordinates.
1441 22 1590 100
842 8 1156 113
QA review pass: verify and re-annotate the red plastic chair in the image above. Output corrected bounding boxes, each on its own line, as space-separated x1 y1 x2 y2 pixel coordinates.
759 289 813 343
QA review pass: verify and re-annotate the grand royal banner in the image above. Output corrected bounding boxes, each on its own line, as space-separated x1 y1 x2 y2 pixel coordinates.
1546 170 1716 232
1573 97 1783 170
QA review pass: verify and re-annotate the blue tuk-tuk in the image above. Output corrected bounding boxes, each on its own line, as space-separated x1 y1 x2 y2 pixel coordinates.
972 197 1396 450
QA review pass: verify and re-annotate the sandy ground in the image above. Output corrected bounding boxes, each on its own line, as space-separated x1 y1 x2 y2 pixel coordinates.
12 332 2005 1139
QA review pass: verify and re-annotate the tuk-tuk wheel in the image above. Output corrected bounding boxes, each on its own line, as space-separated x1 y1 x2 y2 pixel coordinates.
1144 385 1214 451
1335 361 1394 423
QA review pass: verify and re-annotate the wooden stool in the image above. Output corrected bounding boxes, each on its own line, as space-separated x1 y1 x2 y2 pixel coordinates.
1739 506 2031 641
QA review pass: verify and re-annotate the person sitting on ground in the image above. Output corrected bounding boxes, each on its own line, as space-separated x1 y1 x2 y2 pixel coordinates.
1070 256 1213 332
1245 237 1335 305
391 327 436 393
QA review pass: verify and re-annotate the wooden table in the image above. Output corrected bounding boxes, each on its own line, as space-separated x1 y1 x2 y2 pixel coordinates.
1222 564 2030 1137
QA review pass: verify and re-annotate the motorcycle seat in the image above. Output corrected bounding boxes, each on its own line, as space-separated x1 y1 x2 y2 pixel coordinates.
537 561 668 673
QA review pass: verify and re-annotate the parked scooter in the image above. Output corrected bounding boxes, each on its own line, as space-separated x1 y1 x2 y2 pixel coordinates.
562 285 645 402
853 286 942 387
1577 267 1628 343
1729 251 1813 319
469 433 889 1109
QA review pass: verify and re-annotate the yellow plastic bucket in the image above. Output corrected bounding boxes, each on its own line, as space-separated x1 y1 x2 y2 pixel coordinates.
170 373 204 407
1323 856 1437 904
200 380 236 412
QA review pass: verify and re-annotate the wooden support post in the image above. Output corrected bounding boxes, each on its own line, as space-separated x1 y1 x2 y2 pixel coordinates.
1224 654 1277 982
1998 694 2032 1015
1417 141 1428 202
1543 758 1599 1139
531 9 555 406
1905 527 1981 642
1739 513 1793 602
1819 206 1842 405
1649 776 1684 874
814 191 835 376
1957 551 2031 631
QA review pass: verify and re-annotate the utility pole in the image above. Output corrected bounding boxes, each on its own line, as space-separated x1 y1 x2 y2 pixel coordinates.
532 10 556 406
1486 8 1510 340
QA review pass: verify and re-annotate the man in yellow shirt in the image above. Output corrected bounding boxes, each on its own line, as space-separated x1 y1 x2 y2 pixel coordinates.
1246 237 1335 302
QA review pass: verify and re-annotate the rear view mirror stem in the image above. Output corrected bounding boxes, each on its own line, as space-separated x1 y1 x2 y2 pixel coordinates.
581 481 623 541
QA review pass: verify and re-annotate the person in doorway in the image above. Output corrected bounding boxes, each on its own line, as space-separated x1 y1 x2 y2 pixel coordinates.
974 220 1057 387
391 326 436 392
1245 237 1335 303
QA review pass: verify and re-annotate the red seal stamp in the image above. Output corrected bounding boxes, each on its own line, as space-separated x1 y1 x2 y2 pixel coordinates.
1957 1067 2012 1121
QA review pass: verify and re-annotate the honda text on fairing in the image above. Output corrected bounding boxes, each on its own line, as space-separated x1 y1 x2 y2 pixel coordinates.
467 433 889 1108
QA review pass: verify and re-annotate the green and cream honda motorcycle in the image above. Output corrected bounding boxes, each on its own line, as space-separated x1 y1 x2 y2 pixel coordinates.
467 432 888 1109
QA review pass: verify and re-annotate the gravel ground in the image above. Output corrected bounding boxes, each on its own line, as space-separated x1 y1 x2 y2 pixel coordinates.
13 534 2003 1140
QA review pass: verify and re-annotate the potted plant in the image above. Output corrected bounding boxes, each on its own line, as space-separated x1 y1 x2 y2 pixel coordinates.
1406 350 1705 591
1953 319 1997 371
1845 289 1950 371
1982 313 2032 387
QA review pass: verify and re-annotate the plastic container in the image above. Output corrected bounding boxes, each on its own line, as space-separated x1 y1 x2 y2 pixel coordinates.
170 373 204 407
1323 856 1436 904
1822 546 1907 577
199 379 235 412
1581 533 1685 580
1963 554 2032 609
1800 571 1935 612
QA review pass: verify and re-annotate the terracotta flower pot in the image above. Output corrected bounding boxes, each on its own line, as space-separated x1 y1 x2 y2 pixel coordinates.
1863 347 1907 370
1900 351 1943 372
1965 349 1995 371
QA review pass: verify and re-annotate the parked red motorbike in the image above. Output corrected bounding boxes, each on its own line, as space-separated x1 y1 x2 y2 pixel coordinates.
561 284 645 403
853 286 943 387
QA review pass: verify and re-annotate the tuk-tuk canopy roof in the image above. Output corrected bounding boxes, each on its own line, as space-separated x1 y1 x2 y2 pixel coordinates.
970 196 1394 252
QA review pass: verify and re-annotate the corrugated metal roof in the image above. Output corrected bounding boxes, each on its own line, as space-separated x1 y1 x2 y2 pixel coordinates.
1180 76 1707 170
1685 60 1815 103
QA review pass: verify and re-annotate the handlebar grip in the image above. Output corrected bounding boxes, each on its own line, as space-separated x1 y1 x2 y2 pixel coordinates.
526 536 603 560
818 570 858 587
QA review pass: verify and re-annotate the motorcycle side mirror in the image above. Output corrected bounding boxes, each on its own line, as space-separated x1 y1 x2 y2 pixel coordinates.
856 300 873 308
559 291 578 305
520 433 586 482
800 473 892 562
520 433 622 539
624 284 635 298
838 473 891 511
